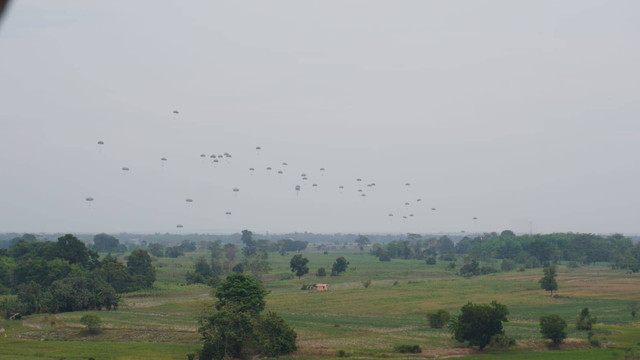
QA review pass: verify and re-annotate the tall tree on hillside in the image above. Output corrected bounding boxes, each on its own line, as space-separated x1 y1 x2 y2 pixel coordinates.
539 265 558 296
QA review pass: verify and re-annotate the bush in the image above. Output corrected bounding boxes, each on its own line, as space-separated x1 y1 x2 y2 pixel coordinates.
576 308 597 331
567 261 580 269
361 279 372 288
257 312 297 357
427 309 450 329
489 334 516 349
79 314 102 334
501 259 517 272
394 344 421 353
425 256 437 265
540 314 567 345
316 267 326 277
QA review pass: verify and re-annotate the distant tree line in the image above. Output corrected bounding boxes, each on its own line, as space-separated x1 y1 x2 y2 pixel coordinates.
0 234 156 317
369 231 640 272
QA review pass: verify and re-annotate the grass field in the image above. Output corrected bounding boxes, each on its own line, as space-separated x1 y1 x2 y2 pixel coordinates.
1 246 639 359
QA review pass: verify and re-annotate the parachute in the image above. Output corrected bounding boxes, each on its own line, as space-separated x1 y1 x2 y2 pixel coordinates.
85 197 94 202
295 185 301 191
176 224 183 228
122 167 130 171
97 141 104 145
185 198 193 203
256 146 262 150
225 212 232 215
233 188 239 192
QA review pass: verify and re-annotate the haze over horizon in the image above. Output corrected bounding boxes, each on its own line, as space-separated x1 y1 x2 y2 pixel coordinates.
1 1 639 235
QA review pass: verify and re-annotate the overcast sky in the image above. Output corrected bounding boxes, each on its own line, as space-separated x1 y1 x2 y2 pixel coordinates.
1 1 638 235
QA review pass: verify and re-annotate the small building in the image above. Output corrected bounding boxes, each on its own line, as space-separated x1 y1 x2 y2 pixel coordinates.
315 283 328 292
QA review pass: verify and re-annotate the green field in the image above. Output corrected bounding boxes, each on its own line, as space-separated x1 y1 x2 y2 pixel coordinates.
2 247 639 359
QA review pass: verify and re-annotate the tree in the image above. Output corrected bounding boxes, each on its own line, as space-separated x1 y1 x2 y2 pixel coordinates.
200 304 256 360
80 314 103 334
165 246 184 258
539 265 558 296
316 267 326 277
449 301 509 350
92 233 119 252
331 257 349 276
540 314 567 345
241 230 257 257
147 243 164 257
256 312 297 357
576 308 597 330
355 235 370 251
289 254 309 279
426 309 450 329
199 274 296 360
126 249 156 289
630 301 639 319
215 273 268 315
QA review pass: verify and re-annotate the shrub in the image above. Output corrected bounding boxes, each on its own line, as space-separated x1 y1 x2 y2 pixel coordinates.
567 261 580 269
500 259 517 272
540 314 567 345
316 267 326 277
425 256 437 265
79 314 102 334
361 279 372 288
394 344 421 353
576 308 597 331
427 309 450 329
489 334 516 349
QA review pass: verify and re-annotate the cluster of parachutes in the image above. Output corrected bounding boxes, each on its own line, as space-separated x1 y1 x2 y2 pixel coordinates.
86 110 480 232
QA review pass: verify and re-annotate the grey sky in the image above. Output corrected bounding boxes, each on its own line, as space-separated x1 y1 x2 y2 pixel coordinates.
1 1 639 235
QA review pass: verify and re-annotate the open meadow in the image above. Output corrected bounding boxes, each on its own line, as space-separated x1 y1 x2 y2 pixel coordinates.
2 246 639 360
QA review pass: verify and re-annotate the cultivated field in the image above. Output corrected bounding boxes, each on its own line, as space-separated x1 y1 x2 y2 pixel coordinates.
1 246 639 359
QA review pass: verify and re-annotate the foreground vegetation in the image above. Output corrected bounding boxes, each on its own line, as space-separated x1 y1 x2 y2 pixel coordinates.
1 233 640 359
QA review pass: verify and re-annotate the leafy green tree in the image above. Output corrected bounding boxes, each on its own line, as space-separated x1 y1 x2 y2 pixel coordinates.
289 254 309 279
426 309 450 329
256 312 298 357
355 235 370 251
147 243 164 257
539 265 558 296
195 256 213 277
199 274 296 360
165 246 184 258
540 314 567 345
241 230 257 257
449 301 509 349
80 314 102 334
630 301 639 319
56 234 98 269
331 257 349 276
316 267 326 277
576 308 597 330
215 273 268 315
199 304 256 360
92 233 119 252
95 254 134 293
126 249 155 289
459 258 480 277
180 239 197 252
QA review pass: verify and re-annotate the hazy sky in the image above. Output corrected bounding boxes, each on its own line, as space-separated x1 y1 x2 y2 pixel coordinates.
1 1 639 235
